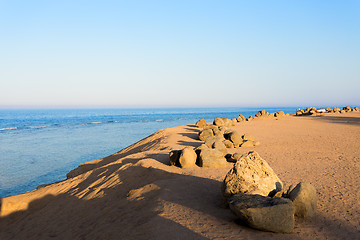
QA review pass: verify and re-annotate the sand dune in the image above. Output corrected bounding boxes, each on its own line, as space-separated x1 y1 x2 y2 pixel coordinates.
1 112 359 239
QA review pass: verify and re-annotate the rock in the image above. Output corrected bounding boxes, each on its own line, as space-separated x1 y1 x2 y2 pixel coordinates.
353 107 360 112
333 107 340 112
222 151 283 200
223 140 234 148
228 193 295 233
232 118 237 125
343 106 352 112
199 129 214 141
309 110 316 115
179 147 197 168
169 150 181 166
237 114 246 122
340 110 345 113
212 127 224 137
288 182 317 219
228 131 242 147
269 113 275 118
213 118 225 127
232 153 247 161
286 113 290 116
198 149 228 168
247 116 253 121
296 111 303 116
275 111 285 117
204 136 222 148
195 118 207 128
203 124 217 131
221 117 234 127
212 140 228 156
326 107 333 112
240 140 259 148
242 134 255 141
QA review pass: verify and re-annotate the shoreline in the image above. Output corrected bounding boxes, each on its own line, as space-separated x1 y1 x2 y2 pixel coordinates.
0 108 359 239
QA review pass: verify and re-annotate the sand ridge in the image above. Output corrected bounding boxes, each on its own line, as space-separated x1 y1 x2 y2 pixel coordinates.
0 112 359 239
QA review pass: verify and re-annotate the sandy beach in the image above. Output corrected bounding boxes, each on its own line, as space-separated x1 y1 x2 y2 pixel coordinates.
1 112 359 239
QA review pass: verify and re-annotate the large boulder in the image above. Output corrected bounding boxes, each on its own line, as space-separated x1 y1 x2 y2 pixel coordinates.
178 147 197 168
228 193 295 233
287 182 317 219
199 129 214 141
198 148 228 168
222 151 283 201
195 118 207 128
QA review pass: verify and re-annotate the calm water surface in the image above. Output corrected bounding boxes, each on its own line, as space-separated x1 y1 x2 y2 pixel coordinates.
0 107 298 197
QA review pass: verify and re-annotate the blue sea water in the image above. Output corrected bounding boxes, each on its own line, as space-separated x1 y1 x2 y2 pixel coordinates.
0 107 298 197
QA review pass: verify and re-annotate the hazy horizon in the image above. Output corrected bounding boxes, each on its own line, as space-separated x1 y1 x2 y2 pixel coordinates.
1 1 359 108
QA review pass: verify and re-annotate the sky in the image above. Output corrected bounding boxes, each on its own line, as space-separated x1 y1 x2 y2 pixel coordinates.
0 0 359 108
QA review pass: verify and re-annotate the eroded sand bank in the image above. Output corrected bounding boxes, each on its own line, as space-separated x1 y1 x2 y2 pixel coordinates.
1 112 359 239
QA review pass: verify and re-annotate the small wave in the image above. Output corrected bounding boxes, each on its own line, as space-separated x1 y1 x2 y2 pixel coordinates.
90 122 102 124
155 119 164 122
29 125 49 129
0 127 18 131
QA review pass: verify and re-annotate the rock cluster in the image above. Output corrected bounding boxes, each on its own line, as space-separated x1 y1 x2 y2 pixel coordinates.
296 106 360 116
169 143 228 169
222 151 317 233
198 127 260 149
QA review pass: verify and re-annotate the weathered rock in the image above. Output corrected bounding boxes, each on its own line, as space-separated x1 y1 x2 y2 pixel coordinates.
296 111 303 116
231 118 237 125
232 153 247 161
340 110 345 113
288 182 317 219
242 134 255 141
195 118 207 128
204 136 223 148
179 147 197 168
247 116 253 121
333 107 340 112
326 107 333 112
169 150 181 166
223 140 234 148
269 113 275 118
222 151 283 200
285 113 290 116
199 129 214 141
228 131 242 147
228 193 295 233
213 118 225 127
240 140 259 148
343 106 352 112
203 124 217 131
212 127 224 137
221 117 234 127
275 111 285 117
198 148 228 168
212 140 228 156
237 114 246 122
353 107 360 112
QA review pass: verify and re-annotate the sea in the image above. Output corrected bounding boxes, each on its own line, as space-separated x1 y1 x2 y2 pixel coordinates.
0 107 299 197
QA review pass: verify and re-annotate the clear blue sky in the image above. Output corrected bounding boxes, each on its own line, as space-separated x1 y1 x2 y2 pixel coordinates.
1 1 359 108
